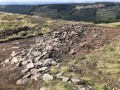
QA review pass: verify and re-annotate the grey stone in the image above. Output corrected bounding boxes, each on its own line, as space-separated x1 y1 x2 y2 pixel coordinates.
12 47 19 49
43 58 52 66
37 67 48 72
45 45 52 51
80 42 86 47
4 59 10 64
11 57 19 64
78 86 92 90
40 87 47 90
56 72 63 78
34 56 41 61
62 77 70 82
16 79 23 84
32 51 42 57
16 78 28 85
21 68 29 73
11 51 17 57
51 61 57 65
43 73 53 81
93 34 98 37
71 78 80 84
30 69 38 75
31 74 40 81
34 61 42 66
70 49 76 55
21 61 28 66
42 52 47 56
26 63 34 69
23 72 31 79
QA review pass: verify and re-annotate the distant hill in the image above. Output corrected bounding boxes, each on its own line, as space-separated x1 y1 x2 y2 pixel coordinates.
0 2 120 23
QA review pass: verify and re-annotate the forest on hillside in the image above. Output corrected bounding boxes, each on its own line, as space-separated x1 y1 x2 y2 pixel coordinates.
0 2 120 23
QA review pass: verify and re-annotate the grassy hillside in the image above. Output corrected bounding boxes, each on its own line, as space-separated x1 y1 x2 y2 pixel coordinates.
0 12 49 42
0 12 81 42
0 12 120 90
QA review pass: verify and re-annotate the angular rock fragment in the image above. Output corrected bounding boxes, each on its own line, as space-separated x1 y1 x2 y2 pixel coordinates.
11 57 19 64
42 73 53 81
26 63 34 69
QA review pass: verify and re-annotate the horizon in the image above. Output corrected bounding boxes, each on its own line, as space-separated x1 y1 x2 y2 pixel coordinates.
0 0 120 5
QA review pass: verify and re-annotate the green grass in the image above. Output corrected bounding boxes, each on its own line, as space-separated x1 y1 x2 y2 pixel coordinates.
94 84 105 90
0 13 35 31
48 35 120 90
0 13 52 42
43 81 73 90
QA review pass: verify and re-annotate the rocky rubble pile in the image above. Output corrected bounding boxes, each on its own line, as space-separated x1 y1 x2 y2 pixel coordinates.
1 24 108 88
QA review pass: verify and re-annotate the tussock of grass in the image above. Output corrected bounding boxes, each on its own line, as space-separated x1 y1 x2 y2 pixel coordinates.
50 67 60 74
0 13 36 31
93 84 105 90
40 20 53 33
43 81 73 90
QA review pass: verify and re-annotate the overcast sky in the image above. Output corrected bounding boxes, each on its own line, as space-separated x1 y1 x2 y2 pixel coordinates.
0 0 119 4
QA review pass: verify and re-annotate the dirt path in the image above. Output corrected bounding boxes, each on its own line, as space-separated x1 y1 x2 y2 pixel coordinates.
0 37 36 90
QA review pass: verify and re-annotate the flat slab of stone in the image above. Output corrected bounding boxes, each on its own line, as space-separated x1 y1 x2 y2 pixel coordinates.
43 74 53 81
26 63 34 69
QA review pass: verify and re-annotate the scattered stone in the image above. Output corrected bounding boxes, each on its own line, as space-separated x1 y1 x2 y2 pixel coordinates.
40 87 47 90
51 61 57 65
32 51 42 57
21 61 28 66
43 58 52 66
70 49 76 55
78 85 92 90
80 42 86 47
26 63 34 69
12 42 19 45
34 56 41 61
30 69 38 75
11 51 17 57
4 59 10 64
11 57 18 64
42 52 47 56
12 47 19 49
31 74 40 81
16 78 28 85
71 78 80 84
93 34 98 37
45 45 52 51
37 67 48 72
16 79 23 84
56 72 63 78
21 68 29 73
62 76 70 82
23 72 31 79
43 74 53 81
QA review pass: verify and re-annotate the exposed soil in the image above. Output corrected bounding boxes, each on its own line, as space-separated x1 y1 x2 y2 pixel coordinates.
0 24 120 90
0 37 36 90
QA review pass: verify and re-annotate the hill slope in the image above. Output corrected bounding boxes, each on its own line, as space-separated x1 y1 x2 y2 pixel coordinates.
0 13 120 90
0 2 120 23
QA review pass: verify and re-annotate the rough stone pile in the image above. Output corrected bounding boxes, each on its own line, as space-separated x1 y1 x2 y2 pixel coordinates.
1 24 107 87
